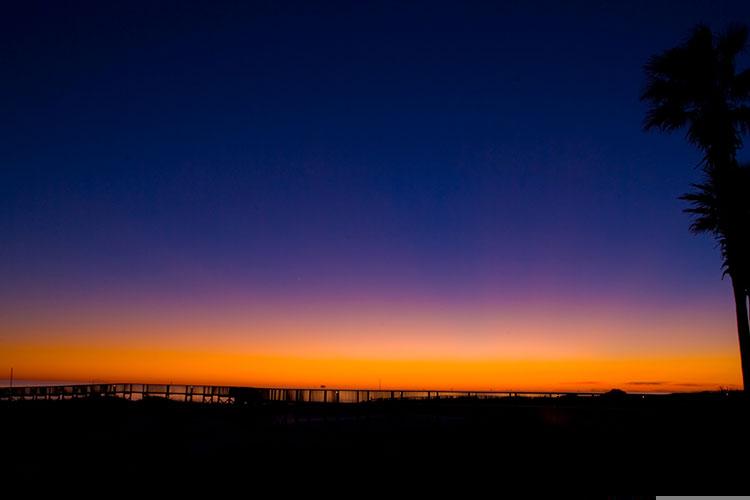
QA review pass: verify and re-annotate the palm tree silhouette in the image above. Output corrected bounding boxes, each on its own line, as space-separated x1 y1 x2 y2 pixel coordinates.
641 24 750 390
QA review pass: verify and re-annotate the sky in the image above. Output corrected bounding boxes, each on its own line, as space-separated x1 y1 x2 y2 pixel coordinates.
2 1 749 391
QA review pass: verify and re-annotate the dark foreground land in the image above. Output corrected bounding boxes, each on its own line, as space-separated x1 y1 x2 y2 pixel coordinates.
2 392 748 493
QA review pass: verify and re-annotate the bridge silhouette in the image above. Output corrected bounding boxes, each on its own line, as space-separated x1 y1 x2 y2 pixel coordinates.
0 383 606 404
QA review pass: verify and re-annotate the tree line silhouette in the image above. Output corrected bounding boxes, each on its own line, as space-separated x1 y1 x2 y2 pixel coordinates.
642 24 750 391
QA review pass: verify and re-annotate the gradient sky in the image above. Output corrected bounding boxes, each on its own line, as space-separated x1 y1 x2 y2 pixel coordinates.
2 1 750 391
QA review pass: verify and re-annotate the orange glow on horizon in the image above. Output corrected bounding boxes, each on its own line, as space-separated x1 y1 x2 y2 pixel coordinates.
0 340 741 393
1 298 742 393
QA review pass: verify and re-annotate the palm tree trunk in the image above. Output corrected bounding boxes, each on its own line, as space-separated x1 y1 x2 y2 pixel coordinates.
732 278 750 391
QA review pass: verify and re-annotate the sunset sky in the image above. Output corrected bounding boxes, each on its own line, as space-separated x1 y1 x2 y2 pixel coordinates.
2 1 749 392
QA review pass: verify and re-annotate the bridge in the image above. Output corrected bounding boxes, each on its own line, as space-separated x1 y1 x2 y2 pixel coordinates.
0 383 604 404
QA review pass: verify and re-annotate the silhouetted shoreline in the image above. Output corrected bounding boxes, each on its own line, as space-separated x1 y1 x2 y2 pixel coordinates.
4 391 747 492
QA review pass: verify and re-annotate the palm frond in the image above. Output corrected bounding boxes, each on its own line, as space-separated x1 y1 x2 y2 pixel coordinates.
644 25 750 286
643 103 689 131
641 23 750 155
680 164 750 281
718 24 749 61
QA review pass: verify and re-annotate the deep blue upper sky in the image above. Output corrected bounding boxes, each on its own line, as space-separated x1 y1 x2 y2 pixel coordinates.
2 0 750 312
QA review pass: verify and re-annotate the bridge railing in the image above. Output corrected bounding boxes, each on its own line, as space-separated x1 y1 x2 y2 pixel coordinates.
0 384 602 404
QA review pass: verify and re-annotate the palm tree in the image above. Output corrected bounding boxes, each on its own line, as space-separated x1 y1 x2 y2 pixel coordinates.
641 24 750 390
680 164 750 388
642 24 750 168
